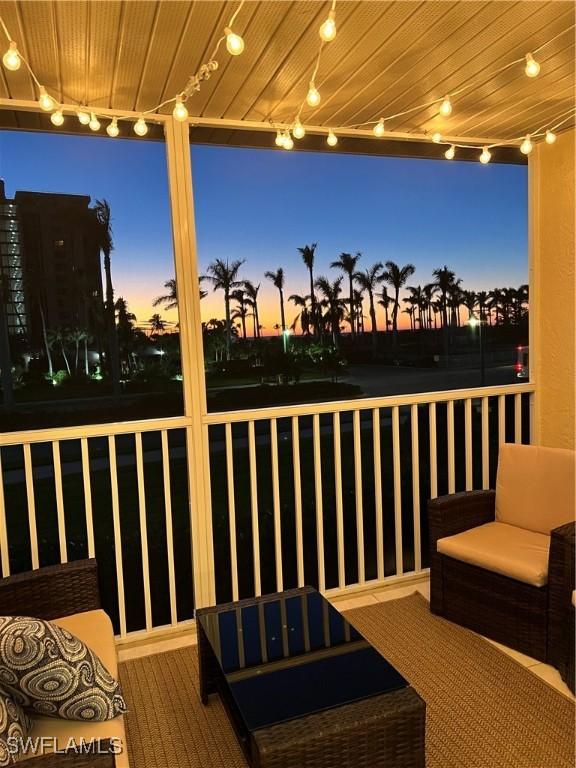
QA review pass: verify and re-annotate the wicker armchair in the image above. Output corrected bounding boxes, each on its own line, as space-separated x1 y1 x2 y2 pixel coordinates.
0 560 116 767
428 444 575 667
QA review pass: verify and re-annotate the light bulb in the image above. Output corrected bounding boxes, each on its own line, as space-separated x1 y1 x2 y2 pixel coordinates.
439 96 452 117
275 131 284 147
319 11 336 42
306 83 321 107
107 118 120 138
77 110 90 126
2 41 21 71
373 118 385 137
545 129 556 145
134 116 148 136
525 53 540 78
431 132 442 143
173 96 188 122
225 28 245 56
520 135 533 155
50 109 64 127
445 145 455 160
480 147 491 164
327 131 338 147
283 132 294 150
89 113 100 131
293 121 305 139
38 86 55 112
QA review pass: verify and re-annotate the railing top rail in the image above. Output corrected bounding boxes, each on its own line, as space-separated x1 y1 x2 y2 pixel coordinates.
0 415 193 448
203 382 535 425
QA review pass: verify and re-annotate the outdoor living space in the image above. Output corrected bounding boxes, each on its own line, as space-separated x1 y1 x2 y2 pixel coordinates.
0 1 575 767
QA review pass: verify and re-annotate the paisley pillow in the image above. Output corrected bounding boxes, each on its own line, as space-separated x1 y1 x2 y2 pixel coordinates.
0 686 32 767
0 616 126 722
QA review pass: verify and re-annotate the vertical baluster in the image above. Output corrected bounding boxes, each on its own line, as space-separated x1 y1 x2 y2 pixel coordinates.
392 407 403 576
235 608 245 669
0 450 10 577
225 423 239 602
161 430 177 626
80 438 95 559
52 442 67 564
23 444 38 570
464 399 473 490
258 602 268 663
333 412 345 588
270 419 283 592
372 408 384 581
514 393 523 443
481 397 490 490
498 394 506 445
429 403 438 499
291 417 304 587
447 400 455 494
280 597 289 657
410 405 421 572
248 421 261 597
302 593 311 653
135 433 152 632
108 436 127 638
353 410 365 585
313 414 325 592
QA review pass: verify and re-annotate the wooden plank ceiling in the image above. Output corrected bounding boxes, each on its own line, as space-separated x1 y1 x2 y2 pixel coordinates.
0 0 574 142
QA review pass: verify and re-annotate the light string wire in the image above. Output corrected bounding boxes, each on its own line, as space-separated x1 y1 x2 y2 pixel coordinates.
0 1 245 126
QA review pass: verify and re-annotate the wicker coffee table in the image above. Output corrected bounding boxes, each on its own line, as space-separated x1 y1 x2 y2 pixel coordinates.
197 586 425 768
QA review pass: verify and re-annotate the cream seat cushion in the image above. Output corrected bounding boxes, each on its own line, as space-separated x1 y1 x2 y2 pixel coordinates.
437 521 550 587
25 610 129 768
496 443 576 535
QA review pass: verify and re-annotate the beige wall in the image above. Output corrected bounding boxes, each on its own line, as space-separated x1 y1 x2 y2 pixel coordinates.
531 129 575 449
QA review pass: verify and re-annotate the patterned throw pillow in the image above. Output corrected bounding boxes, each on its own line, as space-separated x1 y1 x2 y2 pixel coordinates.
0 687 32 767
0 617 127 721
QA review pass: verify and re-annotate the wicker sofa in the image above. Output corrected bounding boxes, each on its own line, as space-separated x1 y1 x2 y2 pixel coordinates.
428 443 575 679
0 559 128 767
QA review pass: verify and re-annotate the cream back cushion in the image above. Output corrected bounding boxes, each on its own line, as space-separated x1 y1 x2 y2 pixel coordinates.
496 443 576 535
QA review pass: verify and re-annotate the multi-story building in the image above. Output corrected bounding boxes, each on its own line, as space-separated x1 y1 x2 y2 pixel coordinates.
0 179 103 351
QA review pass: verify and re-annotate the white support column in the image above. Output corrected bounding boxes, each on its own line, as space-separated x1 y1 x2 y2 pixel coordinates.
164 119 216 608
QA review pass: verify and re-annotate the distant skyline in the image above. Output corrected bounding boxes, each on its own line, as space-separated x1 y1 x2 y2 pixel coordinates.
0 131 527 334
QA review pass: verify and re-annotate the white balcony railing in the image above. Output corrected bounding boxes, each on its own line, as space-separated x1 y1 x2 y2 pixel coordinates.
0 383 534 640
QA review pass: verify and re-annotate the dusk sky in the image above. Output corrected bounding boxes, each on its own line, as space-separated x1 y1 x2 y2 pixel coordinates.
0 130 527 333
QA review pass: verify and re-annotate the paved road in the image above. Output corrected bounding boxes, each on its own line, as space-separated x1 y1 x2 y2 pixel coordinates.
342 364 519 397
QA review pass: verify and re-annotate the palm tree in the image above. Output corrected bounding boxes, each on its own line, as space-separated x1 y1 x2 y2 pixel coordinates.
405 285 427 329
49 328 72 376
315 276 344 348
204 259 244 360
476 290 490 323
243 280 261 338
93 199 120 396
423 283 438 329
298 243 318 337
462 290 478 320
153 278 178 310
381 260 416 342
354 262 383 351
432 266 456 330
231 289 249 339
378 287 393 333
148 314 166 335
402 306 415 331
69 327 88 375
289 293 311 336
331 252 360 336
265 268 287 332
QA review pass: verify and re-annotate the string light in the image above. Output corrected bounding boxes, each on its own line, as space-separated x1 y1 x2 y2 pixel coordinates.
319 10 337 42
327 130 338 147
431 132 442 143
525 53 540 78
293 120 306 139
439 96 452 117
444 145 455 160
373 118 385 137
306 83 321 107
520 134 533 154
106 118 120 137
275 130 284 146
545 129 556 144
77 110 90 126
173 96 189 122
50 109 64 126
88 113 100 131
134 116 148 136
38 86 55 112
2 40 20 71
225 27 245 56
479 147 492 164
283 131 294 150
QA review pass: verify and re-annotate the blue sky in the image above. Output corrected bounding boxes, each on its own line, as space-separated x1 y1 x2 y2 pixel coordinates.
0 130 527 330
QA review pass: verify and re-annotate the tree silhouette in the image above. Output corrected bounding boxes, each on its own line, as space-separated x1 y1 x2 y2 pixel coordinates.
381 261 416 342
331 252 360 336
354 262 383 352
298 243 318 338
265 268 287 332
94 199 120 396
204 259 244 360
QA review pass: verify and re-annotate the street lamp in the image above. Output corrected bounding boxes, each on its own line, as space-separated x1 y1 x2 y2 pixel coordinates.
468 315 485 386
